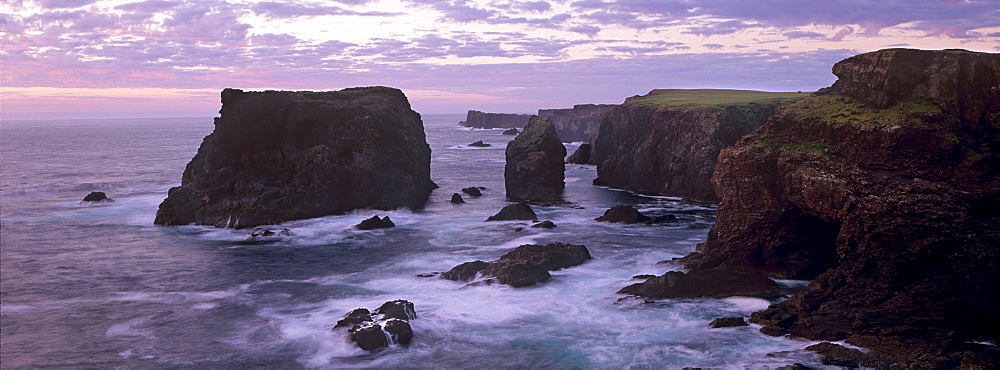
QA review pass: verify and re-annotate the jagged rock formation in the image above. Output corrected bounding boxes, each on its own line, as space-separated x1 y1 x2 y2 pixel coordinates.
504 116 566 202
442 243 592 288
618 269 780 299
154 87 434 228
684 49 1000 366
537 104 617 142
334 300 416 350
592 89 808 201
595 205 676 224
355 215 395 230
459 110 532 129
566 143 593 164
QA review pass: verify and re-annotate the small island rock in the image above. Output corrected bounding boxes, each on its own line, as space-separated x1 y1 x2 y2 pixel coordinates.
450 193 465 203
355 215 395 230
486 203 537 221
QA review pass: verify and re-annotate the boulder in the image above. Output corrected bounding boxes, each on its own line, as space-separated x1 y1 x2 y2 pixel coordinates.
481 260 551 288
246 228 292 239
461 187 483 196
334 308 372 330
450 193 465 203
502 128 519 135
530 220 556 228
805 342 887 368
336 300 417 350
709 317 749 328
441 260 489 281
497 242 591 271
504 116 566 202
618 269 781 299
468 140 491 147
486 203 537 221
375 299 416 321
355 215 395 230
566 143 593 164
82 191 112 202
349 322 388 350
154 87 434 228
442 243 591 288
595 205 677 224
382 318 413 345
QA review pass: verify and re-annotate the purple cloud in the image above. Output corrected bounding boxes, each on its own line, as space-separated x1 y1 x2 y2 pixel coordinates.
684 20 755 36
36 0 97 9
569 24 601 36
703 43 724 50
784 31 826 39
831 26 854 41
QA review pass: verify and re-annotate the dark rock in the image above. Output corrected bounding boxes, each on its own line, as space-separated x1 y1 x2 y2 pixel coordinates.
618 269 780 299
504 116 566 202
82 191 112 202
441 260 489 281
334 308 372 330
414 273 438 278
450 193 465 203
595 205 677 224
247 228 292 238
481 260 551 288
461 187 483 196
468 140 491 147
530 220 556 228
512 227 523 232
805 342 879 367
502 128 519 135
632 274 657 280
486 203 537 221
689 49 1000 367
459 110 532 129
382 318 413 345
374 299 416 321
538 104 618 142
154 87 435 228
350 322 388 350
566 143 593 164
355 215 395 230
709 317 749 328
759 325 789 337
497 242 591 271
592 89 805 202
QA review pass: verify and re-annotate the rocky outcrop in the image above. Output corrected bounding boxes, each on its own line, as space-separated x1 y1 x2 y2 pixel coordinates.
485 203 537 221
442 243 591 288
565 143 593 164
595 205 677 224
502 128 519 135
538 104 617 142
82 191 113 203
684 49 1000 366
154 87 434 228
461 187 483 196
592 89 807 201
618 269 780 299
467 140 490 147
355 215 395 230
459 110 531 129
334 300 416 350
504 116 566 202
450 193 465 203
709 317 749 328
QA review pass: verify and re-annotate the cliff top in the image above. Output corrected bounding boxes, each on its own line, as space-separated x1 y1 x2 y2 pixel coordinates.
626 89 811 107
221 87 410 113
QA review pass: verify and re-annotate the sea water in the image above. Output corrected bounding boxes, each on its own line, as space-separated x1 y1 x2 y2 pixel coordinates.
0 115 827 367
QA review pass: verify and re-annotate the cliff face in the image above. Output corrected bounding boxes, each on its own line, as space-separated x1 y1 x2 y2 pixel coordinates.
687 49 1000 366
505 116 566 202
154 87 435 228
459 110 532 129
537 104 617 142
592 90 807 201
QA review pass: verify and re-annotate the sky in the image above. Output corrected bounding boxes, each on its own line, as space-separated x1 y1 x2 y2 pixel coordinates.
1 0 998 120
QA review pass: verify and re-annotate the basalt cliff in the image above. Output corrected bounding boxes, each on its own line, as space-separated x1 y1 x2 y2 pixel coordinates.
505 116 566 202
154 87 435 228
459 110 532 129
685 49 1000 366
592 89 807 201
537 104 617 142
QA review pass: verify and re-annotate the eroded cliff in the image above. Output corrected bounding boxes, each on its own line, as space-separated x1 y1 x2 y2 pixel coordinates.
154 87 435 228
686 49 1000 366
459 110 532 129
592 89 808 201
538 104 617 142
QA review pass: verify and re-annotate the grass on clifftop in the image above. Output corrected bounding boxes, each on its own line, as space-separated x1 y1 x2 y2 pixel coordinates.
783 89 945 128
628 89 811 107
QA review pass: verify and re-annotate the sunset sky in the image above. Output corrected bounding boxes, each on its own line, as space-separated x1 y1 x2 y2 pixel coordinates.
2 0 998 120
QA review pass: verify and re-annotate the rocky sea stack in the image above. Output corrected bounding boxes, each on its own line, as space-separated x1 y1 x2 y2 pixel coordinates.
592 89 808 201
685 49 999 366
504 116 566 202
459 110 532 129
154 87 435 228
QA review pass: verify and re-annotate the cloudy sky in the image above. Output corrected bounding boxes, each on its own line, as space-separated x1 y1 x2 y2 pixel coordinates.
2 0 998 119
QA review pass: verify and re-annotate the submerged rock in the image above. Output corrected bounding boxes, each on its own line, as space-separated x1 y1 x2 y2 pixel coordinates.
618 269 780 299
530 220 556 228
461 187 483 196
450 193 465 204
486 203 537 221
355 215 395 230
82 191 112 203
504 116 566 202
246 228 292 239
502 128 519 135
595 206 677 224
442 243 591 288
709 317 749 328
467 140 491 147
154 87 434 228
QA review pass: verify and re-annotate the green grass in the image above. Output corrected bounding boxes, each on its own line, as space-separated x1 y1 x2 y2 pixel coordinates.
628 89 811 107
783 89 945 128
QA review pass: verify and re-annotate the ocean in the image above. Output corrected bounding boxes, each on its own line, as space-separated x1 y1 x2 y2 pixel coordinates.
0 114 826 367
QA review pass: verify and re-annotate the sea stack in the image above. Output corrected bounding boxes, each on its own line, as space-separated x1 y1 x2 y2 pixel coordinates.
459 110 532 129
504 116 566 202
592 89 807 201
154 87 435 228
684 49 1000 367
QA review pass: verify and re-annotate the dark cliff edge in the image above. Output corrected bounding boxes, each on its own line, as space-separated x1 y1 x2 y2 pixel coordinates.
538 104 618 142
685 49 1000 366
459 110 532 129
154 87 435 228
593 89 809 202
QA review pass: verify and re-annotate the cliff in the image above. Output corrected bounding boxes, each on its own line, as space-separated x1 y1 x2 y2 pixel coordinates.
686 49 1000 366
154 87 435 228
537 104 617 142
592 89 808 201
459 110 532 129
505 116 566 202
